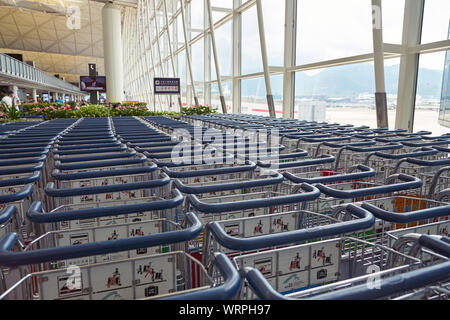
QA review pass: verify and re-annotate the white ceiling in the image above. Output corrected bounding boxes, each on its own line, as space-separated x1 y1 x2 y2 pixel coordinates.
0 0 107 83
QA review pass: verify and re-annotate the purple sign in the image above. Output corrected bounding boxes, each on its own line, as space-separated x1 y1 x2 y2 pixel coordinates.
154 78 180 95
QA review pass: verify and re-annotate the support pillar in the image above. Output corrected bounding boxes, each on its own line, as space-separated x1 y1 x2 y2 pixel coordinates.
395 0 424 132
372 0 388 129
32 89 37 102
102 3 124 103
255 0 275 118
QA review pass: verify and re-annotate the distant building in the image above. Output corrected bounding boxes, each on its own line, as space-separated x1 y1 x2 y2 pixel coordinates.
439 20 450 127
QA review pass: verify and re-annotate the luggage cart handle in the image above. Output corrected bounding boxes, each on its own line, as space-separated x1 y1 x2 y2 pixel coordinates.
308 235 450 300
54 153 148 170
27 189 184 222
0 205 16 225
0 163 44 177
344 143 403 153
174 172 284 194
361 201 450 223
364 147 438 164
0 184 34 204
206 204 374 251
0 212 202 267
401 140 450 147
52 163 158 181
244 267 287 300
283 165 376 184
54 151 137 163
315 141 375 158
162 253 242 300
258 155 335 169
0 150 50 160
53 145 128 156
0 171 40 187
300 136 352 143
162 161 257 178
0 155 47 167
188 183 320 213
394 157 450 173
316 174 422 199
45 172 170 197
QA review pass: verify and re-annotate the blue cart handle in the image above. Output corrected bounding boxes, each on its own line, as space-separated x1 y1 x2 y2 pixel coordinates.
0 212 202 267
0 150 50 160
52 163 158 181
0 162 44 176
162 161 256 178
187 183 320 213
401 140 450 147
174 171 284 194
0 155 46 167
419 235 450 257
54 153 147 170
364 147 438 164
53 142 122 151
162 253 242 300
0 184 34 204
258 154 335 169
27 189 184 222
316 174 422 199
361 201 450 223
300 136 352 143
283 164 375 184
344 143 403 153
0 205 16 225
394 157 450 173
375 136 422 143
53 145 128 156
54 150 137 163
0 171 41 187
207 204 374 251
45 172 170 197
315 141 375 158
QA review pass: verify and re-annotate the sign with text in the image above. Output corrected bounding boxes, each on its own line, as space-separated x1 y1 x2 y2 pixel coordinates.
154 78 180 95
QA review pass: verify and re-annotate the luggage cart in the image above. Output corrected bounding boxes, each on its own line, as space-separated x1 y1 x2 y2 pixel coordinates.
240 234 449 300
185 183 321 257
308 173 422 214
330 194 450 246
333 143 404 173
202 204 374 266
0 212 238 300
392 158 450 197
364 147 439 183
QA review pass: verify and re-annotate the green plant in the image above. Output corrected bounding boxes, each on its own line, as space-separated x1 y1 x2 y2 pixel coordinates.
72 105 111 118
1 101 21 120
182 105 217 115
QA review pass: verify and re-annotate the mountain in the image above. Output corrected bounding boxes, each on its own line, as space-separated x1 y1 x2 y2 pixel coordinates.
241 64 444 100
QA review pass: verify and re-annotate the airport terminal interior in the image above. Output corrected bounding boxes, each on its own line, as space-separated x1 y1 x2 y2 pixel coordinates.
0 0 449 301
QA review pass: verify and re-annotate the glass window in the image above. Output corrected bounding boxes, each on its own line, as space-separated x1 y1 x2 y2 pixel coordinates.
415 51 449 134
241 75 283 116
191 39 204 82
295 62 377 126
381 0 405 44
262 0 285 66
296 0 373 65
210 81 232 113
421 0 450 44
211 20 232 81
241 6 263 75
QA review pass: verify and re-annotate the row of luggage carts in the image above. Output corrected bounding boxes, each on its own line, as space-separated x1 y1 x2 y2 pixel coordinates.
0 114 448 300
